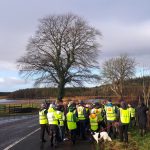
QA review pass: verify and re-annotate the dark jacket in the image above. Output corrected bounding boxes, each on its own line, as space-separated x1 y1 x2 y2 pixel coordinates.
137 103 149 124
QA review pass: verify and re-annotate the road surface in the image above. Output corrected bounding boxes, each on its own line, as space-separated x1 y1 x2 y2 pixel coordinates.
0 115 97 150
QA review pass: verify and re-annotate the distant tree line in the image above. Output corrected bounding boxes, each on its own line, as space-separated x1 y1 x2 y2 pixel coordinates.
7 76 150 104
0 92 11 96
8 87 101 99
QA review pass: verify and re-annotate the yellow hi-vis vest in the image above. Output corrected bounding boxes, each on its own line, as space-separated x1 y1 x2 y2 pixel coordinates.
120 108 130 124
48 107 55 113
47 110 58 125
67 112 77 130
57 111 65 126
89 115 98 131
39 109 48 124
94 108 103 121
129 107 135 118
77 106 85 120
105 106 116 121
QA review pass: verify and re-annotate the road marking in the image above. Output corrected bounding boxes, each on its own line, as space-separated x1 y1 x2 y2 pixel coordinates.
3 128 40 150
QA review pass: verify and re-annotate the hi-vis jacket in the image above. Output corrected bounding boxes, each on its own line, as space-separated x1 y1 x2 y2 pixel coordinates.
39 109 48 124
47 110 59 125
66 111 77 130
120 108 130 124
105 106 116 121
57 111 65 126
77 106 86 120
91 108 103 121
89 114 99 131
129 107 135 118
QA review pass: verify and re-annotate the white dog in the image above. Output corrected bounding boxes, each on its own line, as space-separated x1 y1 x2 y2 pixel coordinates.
92 131 112 144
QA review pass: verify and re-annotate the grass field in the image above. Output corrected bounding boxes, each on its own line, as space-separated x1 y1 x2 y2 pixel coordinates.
0 96 8 99
103 127 150 150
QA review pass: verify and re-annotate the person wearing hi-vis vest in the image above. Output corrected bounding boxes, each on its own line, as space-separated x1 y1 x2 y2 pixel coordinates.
66 106 78 145
39 103 49 143
77 100 87 140
89 109 99 133
104 99 117 139
118 101 130 144
93 102 106 131
128 104 136 127
47 104 59 147
56 105 65 142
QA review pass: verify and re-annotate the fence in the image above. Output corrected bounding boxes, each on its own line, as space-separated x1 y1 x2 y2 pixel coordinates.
0 104 39 114
0 105 6 112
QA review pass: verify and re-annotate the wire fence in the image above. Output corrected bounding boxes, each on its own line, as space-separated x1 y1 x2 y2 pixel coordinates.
0 103 39 114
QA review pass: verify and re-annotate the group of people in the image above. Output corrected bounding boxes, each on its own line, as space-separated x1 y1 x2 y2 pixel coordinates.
39 99 149 147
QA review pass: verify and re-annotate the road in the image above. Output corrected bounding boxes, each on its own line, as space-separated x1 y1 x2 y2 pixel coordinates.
0 115 39 150
0 115 97 150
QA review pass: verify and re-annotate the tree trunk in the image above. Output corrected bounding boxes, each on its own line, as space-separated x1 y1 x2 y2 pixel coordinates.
57 82 65 101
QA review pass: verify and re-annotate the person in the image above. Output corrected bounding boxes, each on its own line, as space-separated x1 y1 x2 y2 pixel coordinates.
47 104 59 147
66 106 78 144
118 101 130 144
137 101 149 136
56 105 65 142
77 100 87 140
84 104 90 133
104 99 117 139
94 102 106 131
39 103 49 143
128 104 136 127
48 103 55 113
89 109 99 133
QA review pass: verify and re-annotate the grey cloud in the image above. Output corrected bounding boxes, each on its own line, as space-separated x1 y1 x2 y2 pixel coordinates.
0 0 150 91
94 21 150 66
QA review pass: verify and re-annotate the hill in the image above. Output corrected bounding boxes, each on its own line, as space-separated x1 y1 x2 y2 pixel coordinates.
7 76 150 100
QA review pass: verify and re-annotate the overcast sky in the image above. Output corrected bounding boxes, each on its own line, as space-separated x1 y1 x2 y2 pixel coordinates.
0 0 150 92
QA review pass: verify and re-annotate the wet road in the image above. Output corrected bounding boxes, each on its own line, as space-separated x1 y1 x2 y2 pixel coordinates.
9 131 97 150
0 115 39 150
0 115 97 150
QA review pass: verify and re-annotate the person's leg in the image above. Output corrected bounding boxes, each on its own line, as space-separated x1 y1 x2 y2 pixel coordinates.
76 121 80 136
142 122 147 137
54 126 59 147
81 120 86 139
124 125 129 143
107 121 112 137
50 129 54 146
72 129 76 144
112 122 117 139
45 124 50 135
119 125 123 142
40 124 46 142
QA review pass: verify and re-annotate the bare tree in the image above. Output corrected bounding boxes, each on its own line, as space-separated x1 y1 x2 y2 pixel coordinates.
17 13 101 100
142 76 150 107
101 54 136 99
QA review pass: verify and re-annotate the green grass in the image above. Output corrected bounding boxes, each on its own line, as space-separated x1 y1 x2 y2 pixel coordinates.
103 127 150 150
131 127 150 150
